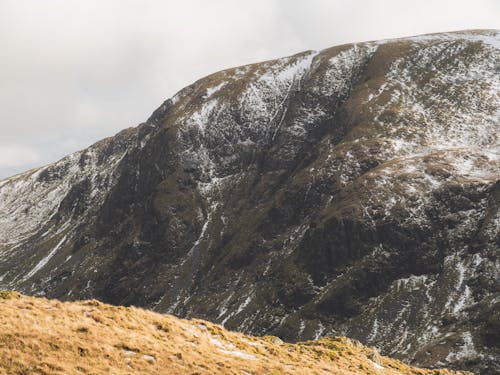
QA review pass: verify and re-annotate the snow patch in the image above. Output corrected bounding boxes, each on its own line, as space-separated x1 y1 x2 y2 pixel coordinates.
205 82 226 98
370 359 385 370
446 332 479 362
218 349 258 361
21 235 67 282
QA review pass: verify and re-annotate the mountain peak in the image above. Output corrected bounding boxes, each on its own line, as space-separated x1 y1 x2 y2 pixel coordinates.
0 30 498 374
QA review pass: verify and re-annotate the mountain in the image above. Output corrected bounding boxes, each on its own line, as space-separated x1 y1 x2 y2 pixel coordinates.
0 291 469 375
0 29 498 374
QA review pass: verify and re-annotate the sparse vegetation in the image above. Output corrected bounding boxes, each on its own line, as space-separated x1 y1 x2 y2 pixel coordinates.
0 290 21 300
0 292 469 374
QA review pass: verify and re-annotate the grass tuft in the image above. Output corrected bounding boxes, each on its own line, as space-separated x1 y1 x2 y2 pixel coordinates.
0 293 470 375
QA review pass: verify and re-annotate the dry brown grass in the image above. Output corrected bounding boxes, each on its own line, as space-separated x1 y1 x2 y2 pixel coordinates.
0 292 469 375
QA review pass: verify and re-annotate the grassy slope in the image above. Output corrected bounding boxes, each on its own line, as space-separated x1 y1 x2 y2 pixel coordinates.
0 292 469 375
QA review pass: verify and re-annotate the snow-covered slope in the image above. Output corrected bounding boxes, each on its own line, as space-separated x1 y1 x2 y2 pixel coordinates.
0 124 158 288
0 30 498 374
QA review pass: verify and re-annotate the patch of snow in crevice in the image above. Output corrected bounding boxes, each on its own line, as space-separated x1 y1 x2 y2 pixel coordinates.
394 274 429 291
445 332 479 362
166 294 181 314
369 359 384 370
283 223 310 255
188 99 219 133
217 291 235 320
210 336 258 360
235 294 253 316
262 258 272 276
181 202 219 264
205 82 226 98
259 50 318 87
209 336 227 349
20 235 67 282
298 320 306 336
443 254 477 315
367 318 379 342
314 321 325 340
453 285 472 314
218 348 258 361
320 43 378 98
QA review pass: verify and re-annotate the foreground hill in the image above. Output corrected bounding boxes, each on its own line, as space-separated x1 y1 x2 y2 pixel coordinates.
0 30 499 373
0 292 468 375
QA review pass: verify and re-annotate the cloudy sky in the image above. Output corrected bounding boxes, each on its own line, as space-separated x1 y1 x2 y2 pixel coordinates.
0 0 498 178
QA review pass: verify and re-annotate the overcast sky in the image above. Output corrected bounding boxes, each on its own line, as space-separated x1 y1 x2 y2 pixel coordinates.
0 0 498 178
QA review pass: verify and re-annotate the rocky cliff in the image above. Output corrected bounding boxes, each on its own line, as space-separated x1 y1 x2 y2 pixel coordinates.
0 30 498 374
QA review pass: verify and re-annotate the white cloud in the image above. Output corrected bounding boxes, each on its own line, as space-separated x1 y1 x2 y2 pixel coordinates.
0 0 498 178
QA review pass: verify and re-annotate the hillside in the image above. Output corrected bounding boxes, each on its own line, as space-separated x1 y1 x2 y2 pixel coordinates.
0 30 498 374
0 291 470 375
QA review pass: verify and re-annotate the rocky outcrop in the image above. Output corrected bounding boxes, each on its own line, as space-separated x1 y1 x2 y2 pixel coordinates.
0 30 498 374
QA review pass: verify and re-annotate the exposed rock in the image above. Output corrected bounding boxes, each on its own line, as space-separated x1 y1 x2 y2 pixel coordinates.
0 29 498 374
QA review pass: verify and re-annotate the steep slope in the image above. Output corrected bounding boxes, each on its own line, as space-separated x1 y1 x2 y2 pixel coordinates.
0 291 469 375
0 30 498 374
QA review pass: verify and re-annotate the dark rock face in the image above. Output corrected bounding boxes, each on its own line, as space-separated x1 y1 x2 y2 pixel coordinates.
0 30 499 374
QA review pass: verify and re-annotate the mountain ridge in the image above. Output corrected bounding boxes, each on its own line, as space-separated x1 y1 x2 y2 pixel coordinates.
0 29 499 374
